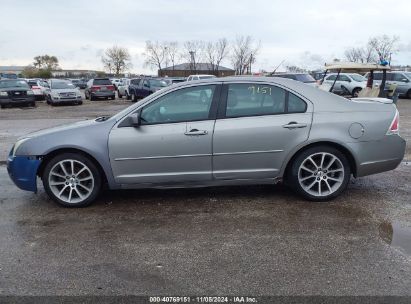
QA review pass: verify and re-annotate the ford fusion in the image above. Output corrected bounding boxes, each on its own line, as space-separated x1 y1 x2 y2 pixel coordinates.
7 77 405 207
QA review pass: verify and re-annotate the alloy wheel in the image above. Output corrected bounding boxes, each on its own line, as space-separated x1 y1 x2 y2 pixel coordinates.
298 152 345 197
48 159 94 204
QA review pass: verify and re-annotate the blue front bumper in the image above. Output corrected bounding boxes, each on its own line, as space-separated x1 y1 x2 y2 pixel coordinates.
7 153 41 193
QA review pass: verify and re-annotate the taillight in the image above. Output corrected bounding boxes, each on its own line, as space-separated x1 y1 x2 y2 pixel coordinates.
91 86 101 92
107 85 115 91
387 110 399 135
31 86 40 90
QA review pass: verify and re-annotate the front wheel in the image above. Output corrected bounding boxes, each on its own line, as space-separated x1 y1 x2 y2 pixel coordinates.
42 153 102 207
352 87 362 97
287 146 351 201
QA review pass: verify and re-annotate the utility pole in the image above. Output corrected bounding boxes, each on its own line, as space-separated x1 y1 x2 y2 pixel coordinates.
189 51 196 73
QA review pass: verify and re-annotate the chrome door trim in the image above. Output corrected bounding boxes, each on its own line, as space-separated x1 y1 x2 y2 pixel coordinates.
114 153 212 161
213 149 283 156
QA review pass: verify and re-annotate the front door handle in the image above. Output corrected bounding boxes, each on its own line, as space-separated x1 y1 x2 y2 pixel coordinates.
282 122 308 129
184 129 208 136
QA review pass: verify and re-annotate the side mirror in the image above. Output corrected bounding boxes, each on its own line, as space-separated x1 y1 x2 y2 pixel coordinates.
129 112 141 127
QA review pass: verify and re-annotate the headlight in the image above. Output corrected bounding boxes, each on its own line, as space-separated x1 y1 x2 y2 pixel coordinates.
51 92 60 98
0 92 8 96
27 90 34 95
13 138 30 157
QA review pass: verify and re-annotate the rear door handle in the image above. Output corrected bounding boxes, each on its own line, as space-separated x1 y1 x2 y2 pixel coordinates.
282 122 307 129
184 129 208 136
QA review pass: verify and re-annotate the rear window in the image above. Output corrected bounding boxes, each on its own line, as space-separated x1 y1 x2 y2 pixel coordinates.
28 81 38 86
149 79 168 87
0 80 30 89
295 74 315 83
93 79 112 85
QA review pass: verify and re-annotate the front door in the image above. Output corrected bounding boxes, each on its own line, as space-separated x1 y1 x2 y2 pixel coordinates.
212 83 312 180
109 84 219 185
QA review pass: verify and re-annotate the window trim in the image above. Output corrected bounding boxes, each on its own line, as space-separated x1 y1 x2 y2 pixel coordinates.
120 84 222 127
217 83 307 120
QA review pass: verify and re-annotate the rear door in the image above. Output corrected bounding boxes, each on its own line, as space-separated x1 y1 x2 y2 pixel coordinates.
212 82 312 180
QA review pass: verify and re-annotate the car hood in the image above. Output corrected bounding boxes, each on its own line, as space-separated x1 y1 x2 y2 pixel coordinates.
51 88 79 93
21 119 100 140
0 87 29 92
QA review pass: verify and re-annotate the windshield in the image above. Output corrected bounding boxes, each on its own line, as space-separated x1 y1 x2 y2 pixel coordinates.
349 74 366 82
404 72 411 79
51 81 76 89
295 74 316 82
149 79 168 87
0 80 30 89
199 76 215 79
94 79 112 85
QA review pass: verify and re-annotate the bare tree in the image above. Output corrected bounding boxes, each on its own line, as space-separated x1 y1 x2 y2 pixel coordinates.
368 35 399 62
230 36 260 75
165 41 179 71
101 46 132 75
183 40 205 72
142 40 168 71
344 35 398 64
205 38 229 75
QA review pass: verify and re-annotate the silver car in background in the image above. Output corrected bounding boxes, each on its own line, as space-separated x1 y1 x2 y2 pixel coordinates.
322 73 366 97
7 77 405 207
45 79 83 106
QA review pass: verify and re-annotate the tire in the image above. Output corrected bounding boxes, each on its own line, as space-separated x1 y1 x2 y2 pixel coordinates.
407 89 411 100
287 146 351 201
352 87 362 97
85 91 89 100
42 153 102 207
77 101 83 105
131 92 137 102
1 105 5 109
90 94 95 101
118 91 123 99
126 91 131 100
31 101 36 107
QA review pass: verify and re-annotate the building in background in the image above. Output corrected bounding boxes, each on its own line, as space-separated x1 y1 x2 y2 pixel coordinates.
158 63 235 77
0 66 25 78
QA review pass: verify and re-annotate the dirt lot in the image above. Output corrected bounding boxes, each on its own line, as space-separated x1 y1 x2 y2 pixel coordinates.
0 95 410 296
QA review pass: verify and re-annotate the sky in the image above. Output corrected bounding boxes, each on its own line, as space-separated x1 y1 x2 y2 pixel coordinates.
1 0 411 73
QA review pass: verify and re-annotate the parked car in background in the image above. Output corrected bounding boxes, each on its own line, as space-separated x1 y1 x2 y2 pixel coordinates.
162 77 187 85
110 78 122 89
127 78 142 101
270 73 317 85
364 71 411 99
70 79 87 89
0 79 35 108
128 77 168 101
187 74 216 81
85 78 116 101
45 79 83 106
7 77 405 207
117 78 131 99
322 73 366 97
27 79 49 100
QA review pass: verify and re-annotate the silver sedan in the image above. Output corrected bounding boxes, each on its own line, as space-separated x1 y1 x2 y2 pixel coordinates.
7 77 406 207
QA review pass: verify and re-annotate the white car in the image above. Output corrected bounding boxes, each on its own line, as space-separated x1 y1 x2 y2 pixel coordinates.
27 79 49 100
322 73 366 97
110 78 122 89
117 78 131 100
186 74 216 81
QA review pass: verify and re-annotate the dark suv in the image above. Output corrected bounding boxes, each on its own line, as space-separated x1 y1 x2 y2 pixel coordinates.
84 78 116 101
0 79 36 108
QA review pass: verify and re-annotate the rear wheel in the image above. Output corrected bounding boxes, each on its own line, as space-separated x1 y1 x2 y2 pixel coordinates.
406 89 411 99
126 91 131 100
131 92 137 102
85 91 89 100
90 94 95 101
42 153 101 207
118 91 123 98
287 146 351 201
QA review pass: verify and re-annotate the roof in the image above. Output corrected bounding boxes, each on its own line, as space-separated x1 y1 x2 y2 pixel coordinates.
325 62 390 71
0 66 26 72
160 63 234 71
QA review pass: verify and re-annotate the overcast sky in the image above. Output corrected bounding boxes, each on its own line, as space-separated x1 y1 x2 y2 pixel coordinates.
1 0 410 73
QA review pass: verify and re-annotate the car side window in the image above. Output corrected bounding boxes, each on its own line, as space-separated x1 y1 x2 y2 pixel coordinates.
288 93 307 113
326 75 336 81
225 84 286 118
393 73 408 82
338 75 350 82
373 73 382 81
140 85 216 124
